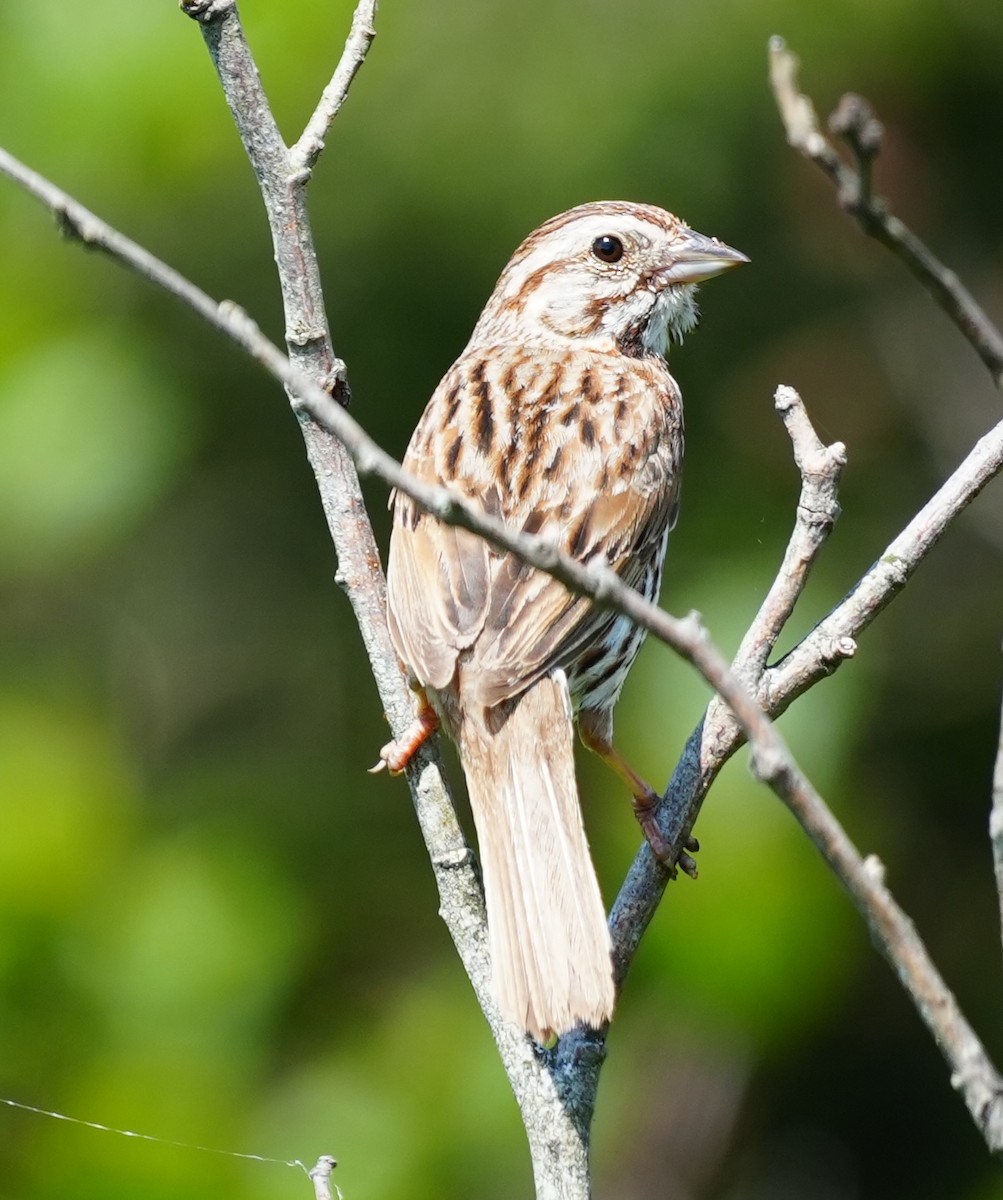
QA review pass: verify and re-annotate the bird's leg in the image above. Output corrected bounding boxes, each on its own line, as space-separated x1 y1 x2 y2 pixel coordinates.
371 687 440 774
578 709 698 877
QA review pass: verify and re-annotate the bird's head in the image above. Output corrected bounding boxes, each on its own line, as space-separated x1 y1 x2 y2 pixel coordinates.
470 200 746 358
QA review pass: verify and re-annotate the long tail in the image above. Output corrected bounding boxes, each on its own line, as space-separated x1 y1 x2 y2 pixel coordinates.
460 671 614 1041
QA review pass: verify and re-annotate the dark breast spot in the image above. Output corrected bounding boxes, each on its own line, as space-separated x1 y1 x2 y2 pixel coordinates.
580 369 599 403
501 362 518 397
464 360 494 454
517 403 550 497
445 434 463 477
475 383 494 454
574 643 608 672
560 400 581 426
444 382 462 424
500 446 516 489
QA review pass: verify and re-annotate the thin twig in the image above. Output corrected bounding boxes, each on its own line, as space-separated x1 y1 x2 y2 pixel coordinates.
292 0 379 173
308 1156 340 1200
732 384 847 686
603 64 1003 1099
769 35 1003 392
766 414 1003 714
769 770 1003 1149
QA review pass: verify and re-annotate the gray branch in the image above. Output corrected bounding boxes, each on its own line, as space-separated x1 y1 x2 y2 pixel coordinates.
308 1156 339 1200
590 386 1003 1152
606 391 1003 963
769 35 1003 392
733 384 847 687
179 2 594 1193
292 0 378 173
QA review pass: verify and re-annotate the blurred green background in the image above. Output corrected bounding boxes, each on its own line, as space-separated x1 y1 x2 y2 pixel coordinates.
1 1 1002 1197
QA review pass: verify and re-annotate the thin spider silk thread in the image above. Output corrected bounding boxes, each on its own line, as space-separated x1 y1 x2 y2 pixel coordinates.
0 1095 310 1174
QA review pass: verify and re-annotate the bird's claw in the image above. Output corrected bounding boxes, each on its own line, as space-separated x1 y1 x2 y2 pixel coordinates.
372 699 440 777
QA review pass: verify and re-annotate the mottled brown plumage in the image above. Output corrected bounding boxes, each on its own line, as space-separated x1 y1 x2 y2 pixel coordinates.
384 201 745 1040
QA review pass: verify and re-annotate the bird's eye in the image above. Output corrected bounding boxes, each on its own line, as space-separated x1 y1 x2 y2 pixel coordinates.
591 234 624 264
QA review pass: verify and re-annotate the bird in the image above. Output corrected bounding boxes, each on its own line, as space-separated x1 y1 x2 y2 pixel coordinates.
381 201 745 1041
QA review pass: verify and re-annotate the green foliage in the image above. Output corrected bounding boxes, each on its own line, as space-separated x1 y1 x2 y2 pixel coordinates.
0 333 196 574
1 2 1002 1198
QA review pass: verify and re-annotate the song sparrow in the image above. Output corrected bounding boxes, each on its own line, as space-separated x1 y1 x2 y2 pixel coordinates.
382 201 745 1041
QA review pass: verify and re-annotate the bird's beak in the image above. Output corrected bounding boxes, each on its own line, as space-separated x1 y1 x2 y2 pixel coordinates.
657 230 749 286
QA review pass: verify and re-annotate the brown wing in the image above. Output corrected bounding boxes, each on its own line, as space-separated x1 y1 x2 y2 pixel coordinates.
386 349 682 710
386 362 496 691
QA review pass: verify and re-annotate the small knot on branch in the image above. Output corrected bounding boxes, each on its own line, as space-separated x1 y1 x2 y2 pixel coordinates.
862 854 886 885
680 609 709 644
325 360 352 408
179 0 234 21
829 93 885 159
828 93 884 210
817 635 857 673
773 383 800 415
54 204 89 245
434 847 475 871
308 1155 341 1200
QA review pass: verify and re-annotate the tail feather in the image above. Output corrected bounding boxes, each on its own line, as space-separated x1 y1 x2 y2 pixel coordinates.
461 671 614 1040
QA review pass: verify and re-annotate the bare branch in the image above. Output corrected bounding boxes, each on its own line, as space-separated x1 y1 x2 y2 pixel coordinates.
168 11 592 1172
308 1156 339 1200
769 774 1003 1150
292 0 379 173
172 9 603 1193
592 388 1003 1152
766 414 1003 714
733 384 846 686
181 0 345 393
608 401 1003 976
769 35 1003 391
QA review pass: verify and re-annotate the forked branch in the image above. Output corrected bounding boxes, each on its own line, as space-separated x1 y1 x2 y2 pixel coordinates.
769 35 1003 392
